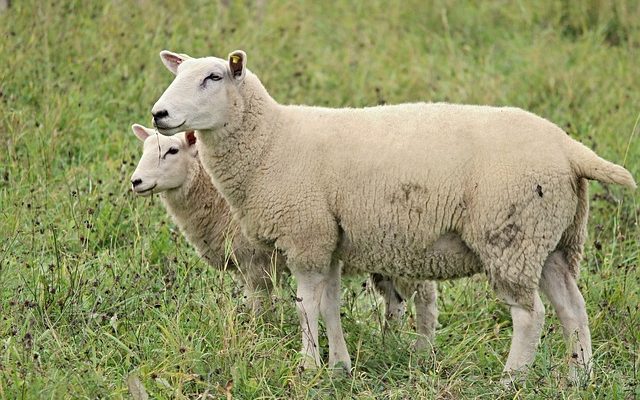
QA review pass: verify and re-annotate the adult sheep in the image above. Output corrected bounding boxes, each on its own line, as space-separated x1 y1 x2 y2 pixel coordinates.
150 50 636 383
128 124 434 327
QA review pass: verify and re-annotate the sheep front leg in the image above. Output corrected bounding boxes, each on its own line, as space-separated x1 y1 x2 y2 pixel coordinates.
320 260 351 372
294 270 324 369
372 274 406 321
285 215 344 371
242 278 270 315
242 261 275 315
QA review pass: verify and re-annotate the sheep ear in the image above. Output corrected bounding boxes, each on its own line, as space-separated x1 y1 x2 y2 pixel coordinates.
160 50 191 75
185 131 196 146
131 124 153 142
228 50 246 82
185 131 198 157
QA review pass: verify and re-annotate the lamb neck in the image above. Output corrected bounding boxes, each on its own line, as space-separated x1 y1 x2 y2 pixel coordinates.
160 161 235 265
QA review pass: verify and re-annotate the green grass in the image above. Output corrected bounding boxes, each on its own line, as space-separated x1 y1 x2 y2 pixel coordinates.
1 0 638 398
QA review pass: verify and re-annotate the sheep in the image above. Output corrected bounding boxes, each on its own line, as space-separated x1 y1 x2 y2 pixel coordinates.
129 124 435 327
149 49 636 383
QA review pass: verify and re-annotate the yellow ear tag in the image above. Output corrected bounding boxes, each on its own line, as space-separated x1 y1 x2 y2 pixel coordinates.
230 55 240 64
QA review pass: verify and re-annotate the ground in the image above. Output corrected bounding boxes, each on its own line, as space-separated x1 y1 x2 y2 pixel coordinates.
0 1 638 398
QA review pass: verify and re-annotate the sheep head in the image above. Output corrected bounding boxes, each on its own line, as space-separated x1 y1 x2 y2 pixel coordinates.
151 50 247 134
130 124 198 196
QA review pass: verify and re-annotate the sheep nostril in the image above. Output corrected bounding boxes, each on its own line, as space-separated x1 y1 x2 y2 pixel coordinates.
131 178 142 188
152 109 169 123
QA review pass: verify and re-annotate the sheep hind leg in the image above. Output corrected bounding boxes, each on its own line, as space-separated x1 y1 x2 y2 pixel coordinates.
539 251 592 386
500 291 546 386
471 230 550 384
413 280 438 350
394 278 439 351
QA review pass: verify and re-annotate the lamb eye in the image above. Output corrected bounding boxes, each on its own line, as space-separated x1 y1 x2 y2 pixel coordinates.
164 148 179 157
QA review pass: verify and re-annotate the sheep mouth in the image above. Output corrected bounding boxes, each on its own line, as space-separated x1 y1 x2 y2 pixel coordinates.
133 183 157 196
154 120 186 133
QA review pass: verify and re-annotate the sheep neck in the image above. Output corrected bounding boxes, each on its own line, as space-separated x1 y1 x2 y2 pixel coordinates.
196 74 279 210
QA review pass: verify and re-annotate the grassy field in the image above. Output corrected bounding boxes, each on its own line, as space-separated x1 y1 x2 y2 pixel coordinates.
1 0 639 398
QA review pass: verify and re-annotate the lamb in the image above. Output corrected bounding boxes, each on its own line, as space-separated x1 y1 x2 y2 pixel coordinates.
149 49 636 383
128 124 435 327
129 126 283 312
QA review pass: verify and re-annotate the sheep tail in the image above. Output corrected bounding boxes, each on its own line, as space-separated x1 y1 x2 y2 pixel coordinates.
564 138 637 189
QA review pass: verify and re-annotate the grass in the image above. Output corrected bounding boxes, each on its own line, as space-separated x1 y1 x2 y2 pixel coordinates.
0 0 638 398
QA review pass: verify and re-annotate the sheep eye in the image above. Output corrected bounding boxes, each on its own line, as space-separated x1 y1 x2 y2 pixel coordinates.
163 148 179 158
203 73 222 84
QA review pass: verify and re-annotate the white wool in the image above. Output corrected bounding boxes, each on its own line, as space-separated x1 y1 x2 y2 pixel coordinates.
129 124 429 322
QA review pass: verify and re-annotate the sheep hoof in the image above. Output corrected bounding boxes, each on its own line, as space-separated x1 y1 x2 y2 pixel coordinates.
567 364 593 388
330 361 352 378
411 336 435 353
499 377 517 390
500 370 526 389
298 354 320 372
385 305 406 322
